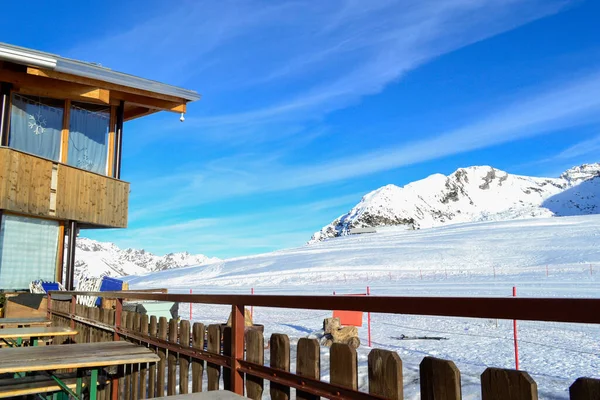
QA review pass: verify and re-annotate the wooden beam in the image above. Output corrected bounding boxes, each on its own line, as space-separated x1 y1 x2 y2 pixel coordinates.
55 223 65 284
0 69 110 104
60 99 71 163
27 67 191 104
111 91 186 113
124 106 158 121
107 106 116 177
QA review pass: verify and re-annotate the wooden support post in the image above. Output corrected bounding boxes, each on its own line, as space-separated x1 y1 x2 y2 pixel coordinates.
296 338 320 400
149 316 158 398
191 322 205 393
70 295 76 330
419 356 460 400
330 343 358 391
157 317 168 396
207 325 221 391
168 318 178 395
180 319 190 394
270 334 291 400
570 377 600 399
245 330 264 400
231 303 245 395
481 368 538 400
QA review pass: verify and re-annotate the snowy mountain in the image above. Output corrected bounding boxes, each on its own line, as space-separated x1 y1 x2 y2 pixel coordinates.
310 163 600 243
73 238 220 280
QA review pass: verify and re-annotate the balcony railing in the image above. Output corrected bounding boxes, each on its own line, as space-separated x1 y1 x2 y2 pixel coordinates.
0 146 129 228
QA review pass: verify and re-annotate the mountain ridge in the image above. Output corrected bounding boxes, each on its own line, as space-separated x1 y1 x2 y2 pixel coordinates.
74 238 220 280
309 163 600 243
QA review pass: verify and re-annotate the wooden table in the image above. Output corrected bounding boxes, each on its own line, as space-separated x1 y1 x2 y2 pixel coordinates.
0 341 159 400
0 317 51 328
0 326 77 347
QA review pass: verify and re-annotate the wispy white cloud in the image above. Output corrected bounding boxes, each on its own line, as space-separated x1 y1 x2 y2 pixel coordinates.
132 69 600 218
98 193 362 255
554 134 600 160
184 0 566 132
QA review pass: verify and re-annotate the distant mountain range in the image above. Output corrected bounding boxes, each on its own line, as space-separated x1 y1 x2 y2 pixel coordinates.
74 238 220 280
309 163 600 243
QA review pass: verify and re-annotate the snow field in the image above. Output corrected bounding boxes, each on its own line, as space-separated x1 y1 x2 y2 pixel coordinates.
126 215 600 399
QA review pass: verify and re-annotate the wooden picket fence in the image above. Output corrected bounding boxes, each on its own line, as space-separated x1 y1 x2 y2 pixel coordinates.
48 292 600 400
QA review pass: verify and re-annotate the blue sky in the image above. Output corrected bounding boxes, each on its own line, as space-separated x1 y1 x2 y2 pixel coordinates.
3 0 600 258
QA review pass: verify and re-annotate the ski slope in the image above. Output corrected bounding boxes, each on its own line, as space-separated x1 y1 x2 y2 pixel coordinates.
126 215 600 399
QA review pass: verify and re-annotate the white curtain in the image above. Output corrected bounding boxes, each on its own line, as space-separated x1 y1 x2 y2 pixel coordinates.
68 106 109 174
9 94 63 160
0 215 59 290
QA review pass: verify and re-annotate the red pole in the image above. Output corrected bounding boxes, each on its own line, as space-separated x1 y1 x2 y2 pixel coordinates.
367 286 371 347
513 286 519 370
250 288 254 320
189 289 193 321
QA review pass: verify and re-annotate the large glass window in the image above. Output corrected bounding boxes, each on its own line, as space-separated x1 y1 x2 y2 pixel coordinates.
68 102 110 174
0 214 59 290
9 94 64 161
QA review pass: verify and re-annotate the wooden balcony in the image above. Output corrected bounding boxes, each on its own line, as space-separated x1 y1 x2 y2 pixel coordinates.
0 147 128 228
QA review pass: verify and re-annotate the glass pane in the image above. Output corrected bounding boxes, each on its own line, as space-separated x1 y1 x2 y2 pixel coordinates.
0 215 59 290
9 94 63 161
68 102 110 174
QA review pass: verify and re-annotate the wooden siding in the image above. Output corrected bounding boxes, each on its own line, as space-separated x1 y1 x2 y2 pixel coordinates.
0 147 128 228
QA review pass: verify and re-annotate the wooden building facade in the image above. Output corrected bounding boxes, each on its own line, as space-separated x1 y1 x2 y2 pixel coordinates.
0 42 200 290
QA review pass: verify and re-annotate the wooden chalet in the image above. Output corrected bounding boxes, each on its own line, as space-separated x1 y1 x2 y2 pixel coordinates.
0 42 200 291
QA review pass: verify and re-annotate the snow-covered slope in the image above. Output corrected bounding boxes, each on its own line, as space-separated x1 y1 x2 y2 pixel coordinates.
124 214 600 400
74 238 219 280
310 163 600 243
126 214 600 289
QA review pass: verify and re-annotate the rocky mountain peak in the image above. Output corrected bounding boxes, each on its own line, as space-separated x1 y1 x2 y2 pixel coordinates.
309 163 600 243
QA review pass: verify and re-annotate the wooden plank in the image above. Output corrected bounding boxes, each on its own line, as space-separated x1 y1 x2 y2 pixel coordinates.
270 333 291 400
55 223 65 282
149 316 158 398
125 312 135 400
0 318 50 328
330 343 357 391
0 342 159 373
168 318 178 395
26 67 191 104
140 314 149 399
419 356 459 400
107 106 116 177
0 327 77 339
0 148 53 217
191 323 205 393
180 320 191 394
132 313 141 400
207 324 221 391
0 373 80 398
245 330 264 400
570 378 600 400
157 317 168 397
296 338 320 400
60 99 71 163
481 368 538 400
1 69 110 105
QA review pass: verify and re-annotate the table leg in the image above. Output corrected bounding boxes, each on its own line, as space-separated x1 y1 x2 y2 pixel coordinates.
90 369 99 400
76 370 83 397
